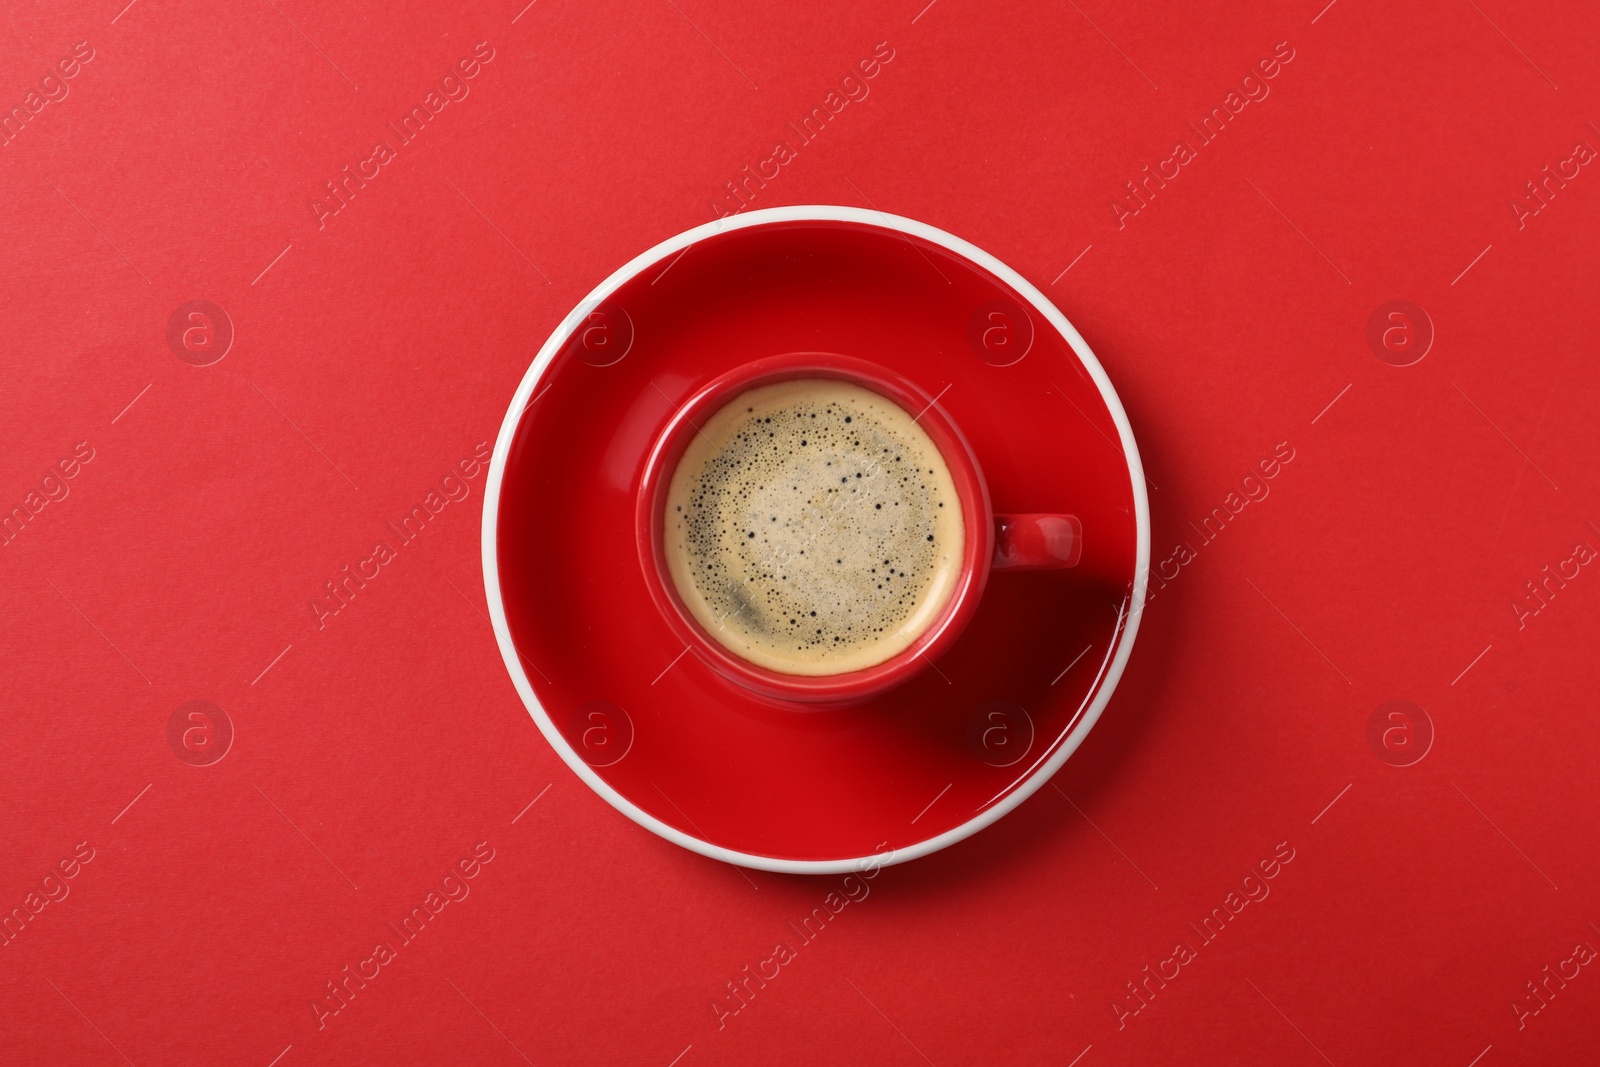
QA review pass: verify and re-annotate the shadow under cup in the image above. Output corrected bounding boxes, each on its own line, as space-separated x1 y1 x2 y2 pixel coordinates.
635 352 1081 706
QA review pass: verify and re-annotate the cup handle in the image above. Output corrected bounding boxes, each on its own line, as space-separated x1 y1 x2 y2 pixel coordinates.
992 514 1082 571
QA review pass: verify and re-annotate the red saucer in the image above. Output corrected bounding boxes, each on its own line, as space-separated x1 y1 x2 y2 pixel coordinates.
482 207 1149 873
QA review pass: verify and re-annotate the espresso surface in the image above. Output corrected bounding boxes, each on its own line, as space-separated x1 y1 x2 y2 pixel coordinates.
664 378 964 676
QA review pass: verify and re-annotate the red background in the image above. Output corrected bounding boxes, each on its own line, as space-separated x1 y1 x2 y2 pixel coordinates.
3 0 1598 1064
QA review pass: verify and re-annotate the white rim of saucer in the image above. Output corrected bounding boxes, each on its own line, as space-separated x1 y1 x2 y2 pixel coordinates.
481 205 1152 875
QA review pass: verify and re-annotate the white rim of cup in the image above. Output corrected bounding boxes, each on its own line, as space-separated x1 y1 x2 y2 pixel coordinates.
481 205 1152 875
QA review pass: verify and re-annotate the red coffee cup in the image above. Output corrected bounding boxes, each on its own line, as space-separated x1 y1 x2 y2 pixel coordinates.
636 352 1081 704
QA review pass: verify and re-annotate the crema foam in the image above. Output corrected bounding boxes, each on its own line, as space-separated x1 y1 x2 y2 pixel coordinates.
664 379 964 675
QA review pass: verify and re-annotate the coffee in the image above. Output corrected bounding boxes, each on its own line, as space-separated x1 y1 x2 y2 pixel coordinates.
663 378 965 676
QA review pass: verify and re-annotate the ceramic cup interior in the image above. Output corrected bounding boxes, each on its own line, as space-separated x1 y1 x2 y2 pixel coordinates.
634 353 994 706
